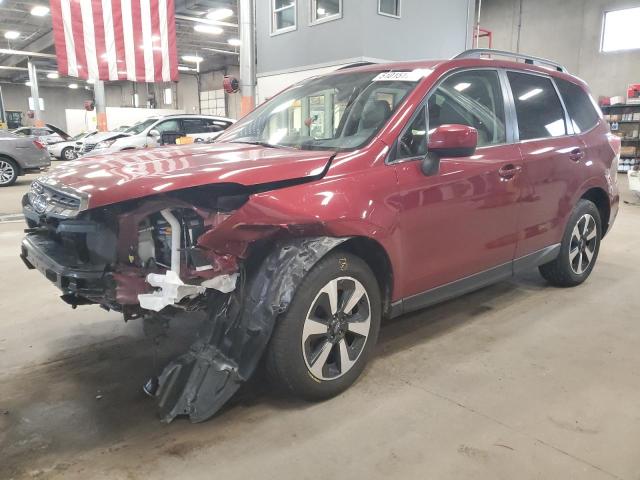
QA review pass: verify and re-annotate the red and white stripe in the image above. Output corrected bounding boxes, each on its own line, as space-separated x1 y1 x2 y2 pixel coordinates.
51 0 178 82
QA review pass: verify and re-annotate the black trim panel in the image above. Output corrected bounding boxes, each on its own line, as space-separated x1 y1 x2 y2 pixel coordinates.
390 244 562 318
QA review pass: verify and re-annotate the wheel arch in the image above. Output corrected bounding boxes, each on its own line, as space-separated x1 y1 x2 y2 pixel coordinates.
337 236 394 319
580 187 610 236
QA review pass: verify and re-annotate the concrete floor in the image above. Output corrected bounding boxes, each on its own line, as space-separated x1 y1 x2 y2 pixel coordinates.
1 172 639 480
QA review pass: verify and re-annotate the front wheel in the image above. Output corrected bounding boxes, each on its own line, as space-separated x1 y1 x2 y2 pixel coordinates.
539 199 601 287
61 147 76 161
265 251 381 401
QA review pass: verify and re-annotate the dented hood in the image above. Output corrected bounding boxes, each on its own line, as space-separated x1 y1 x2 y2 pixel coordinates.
38 142 334 209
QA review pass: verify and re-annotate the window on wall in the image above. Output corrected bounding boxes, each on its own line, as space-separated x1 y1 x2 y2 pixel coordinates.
200 89 227 117
379 0 400 18
601 7 640 52
310 0 342 25
272 0 296 34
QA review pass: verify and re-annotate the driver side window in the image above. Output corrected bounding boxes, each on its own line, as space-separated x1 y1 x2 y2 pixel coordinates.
397 106 427 159
427 70 506 148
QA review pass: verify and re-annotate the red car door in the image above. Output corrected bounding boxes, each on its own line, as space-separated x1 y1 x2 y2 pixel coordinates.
391 69 524 299
506 71 587 259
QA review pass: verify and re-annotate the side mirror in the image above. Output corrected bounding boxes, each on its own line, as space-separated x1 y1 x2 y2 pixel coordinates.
148 129 161 138
421 124 478 176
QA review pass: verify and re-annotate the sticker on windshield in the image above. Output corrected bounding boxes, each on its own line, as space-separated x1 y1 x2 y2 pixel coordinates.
373 69 433 82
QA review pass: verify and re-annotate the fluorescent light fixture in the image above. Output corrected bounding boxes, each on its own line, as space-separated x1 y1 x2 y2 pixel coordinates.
86 78 95 84
181 55 203 63
519 88 543 101
454 82 471 92
30 5 49 16
68 83 78 89
206 8 233 20
227 38 241 46
25 81 32 86
194 24 223 35
178 65 191 71
46 72 59 79
4 31 20 40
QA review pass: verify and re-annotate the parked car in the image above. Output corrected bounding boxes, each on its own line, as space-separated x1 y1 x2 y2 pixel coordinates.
48 131 97 160
0 130 50 186
20 50 619 423
12 123 70 145
77 115 235 157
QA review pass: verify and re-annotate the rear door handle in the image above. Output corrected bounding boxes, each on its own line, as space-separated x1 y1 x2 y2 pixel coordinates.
498 164 522 179
569 148 584 162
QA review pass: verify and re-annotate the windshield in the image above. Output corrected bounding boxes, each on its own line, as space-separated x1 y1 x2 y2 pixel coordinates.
124 118 158 135
218 70 425 151
70 132 88 141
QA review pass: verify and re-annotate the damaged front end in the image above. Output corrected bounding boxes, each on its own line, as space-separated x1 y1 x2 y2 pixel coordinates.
20 177 345 423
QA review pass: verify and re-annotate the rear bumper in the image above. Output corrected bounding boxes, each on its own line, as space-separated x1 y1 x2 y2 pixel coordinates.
19 148 51 169
20 233 106 300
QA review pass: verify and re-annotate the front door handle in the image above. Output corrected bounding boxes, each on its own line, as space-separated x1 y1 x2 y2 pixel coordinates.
569 148 584 162
498 164 522 179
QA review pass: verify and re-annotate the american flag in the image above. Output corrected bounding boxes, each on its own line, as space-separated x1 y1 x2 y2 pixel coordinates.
50 0 179 83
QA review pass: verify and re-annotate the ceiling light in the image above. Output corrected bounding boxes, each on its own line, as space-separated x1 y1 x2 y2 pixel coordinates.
25 81 32 86
181 55 203 63
178 65 191 71
206 8 233 21
194 24 223 35
86 78 95 84
519 88 543 101
30 5 49 16
4 31 20 40
68 83 78 89
454 82 471 92
317 7 326 15
46 72 59 79
228 38 241 46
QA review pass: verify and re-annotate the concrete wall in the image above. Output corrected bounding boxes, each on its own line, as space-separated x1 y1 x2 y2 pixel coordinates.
198 65 242 119
256 0 474 76
481 0 640 98
0 82 92 131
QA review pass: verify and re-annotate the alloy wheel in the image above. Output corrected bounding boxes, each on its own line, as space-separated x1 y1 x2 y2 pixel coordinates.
569 213 597 275
302 277 371 381
0 160 16 185
63 148 76 160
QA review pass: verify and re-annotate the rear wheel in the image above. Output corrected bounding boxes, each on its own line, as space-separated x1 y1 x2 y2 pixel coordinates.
539 199 601 287
0 158 18 187
265 251 381 400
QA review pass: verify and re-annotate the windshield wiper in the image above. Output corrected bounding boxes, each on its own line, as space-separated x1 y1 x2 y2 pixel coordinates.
232 139 280 148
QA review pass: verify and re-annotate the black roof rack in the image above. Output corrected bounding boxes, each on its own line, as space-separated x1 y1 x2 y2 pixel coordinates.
453 48 567 73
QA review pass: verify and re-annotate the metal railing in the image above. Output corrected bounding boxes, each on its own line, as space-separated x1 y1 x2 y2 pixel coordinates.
453 49 567 73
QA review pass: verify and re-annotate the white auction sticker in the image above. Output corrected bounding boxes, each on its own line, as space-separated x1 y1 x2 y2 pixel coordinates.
373 69 433 82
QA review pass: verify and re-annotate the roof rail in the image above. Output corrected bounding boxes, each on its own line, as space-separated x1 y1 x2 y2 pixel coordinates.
453 48 567 73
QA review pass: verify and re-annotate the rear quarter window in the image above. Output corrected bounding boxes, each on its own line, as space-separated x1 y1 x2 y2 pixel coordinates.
555 78 601 133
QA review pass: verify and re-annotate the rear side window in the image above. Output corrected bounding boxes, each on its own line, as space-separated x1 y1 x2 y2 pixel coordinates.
555 78 600 133
508 72 567 141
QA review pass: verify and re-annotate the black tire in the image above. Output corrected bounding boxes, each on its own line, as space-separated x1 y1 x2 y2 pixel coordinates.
0 157 19 187
539 199 602 287
61 147 76 161
265 251 381 401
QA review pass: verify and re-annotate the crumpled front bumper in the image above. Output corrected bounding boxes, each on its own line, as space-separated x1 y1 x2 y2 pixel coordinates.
20 233 107 302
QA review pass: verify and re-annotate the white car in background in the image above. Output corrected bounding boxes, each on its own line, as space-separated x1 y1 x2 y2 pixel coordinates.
12 124 70 145
48 131 97 160
78 115 235 157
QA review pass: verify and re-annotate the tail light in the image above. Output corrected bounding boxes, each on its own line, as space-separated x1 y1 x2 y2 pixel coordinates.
33 140 46 150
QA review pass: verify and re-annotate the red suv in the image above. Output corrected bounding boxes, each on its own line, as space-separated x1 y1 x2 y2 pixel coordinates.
20 50 619 423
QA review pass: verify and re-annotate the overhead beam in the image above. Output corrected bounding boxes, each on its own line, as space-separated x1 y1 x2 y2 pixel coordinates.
175 14 238 28
0 49 56 59
1 31 55 67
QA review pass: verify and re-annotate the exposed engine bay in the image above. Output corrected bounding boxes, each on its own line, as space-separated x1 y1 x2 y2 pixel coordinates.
20 176 346 423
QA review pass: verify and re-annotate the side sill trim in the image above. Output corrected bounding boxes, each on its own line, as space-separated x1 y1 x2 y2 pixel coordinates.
390 243 562 319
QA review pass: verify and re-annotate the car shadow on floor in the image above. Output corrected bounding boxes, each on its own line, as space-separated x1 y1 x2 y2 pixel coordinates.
0 271 546 478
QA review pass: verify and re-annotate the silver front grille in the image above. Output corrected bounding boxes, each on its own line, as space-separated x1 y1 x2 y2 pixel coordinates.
82 143 96 153
28 181 88 218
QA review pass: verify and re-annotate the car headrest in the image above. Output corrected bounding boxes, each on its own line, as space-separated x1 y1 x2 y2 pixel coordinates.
360 100 392 130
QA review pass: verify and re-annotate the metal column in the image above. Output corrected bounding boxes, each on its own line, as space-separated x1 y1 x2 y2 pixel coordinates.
27 59 44 127
94 80 108 131
239 0 256 116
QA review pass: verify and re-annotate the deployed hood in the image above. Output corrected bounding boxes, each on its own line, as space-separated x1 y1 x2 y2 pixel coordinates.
84 131 127 144
45 123 70 140
38 142 334 209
